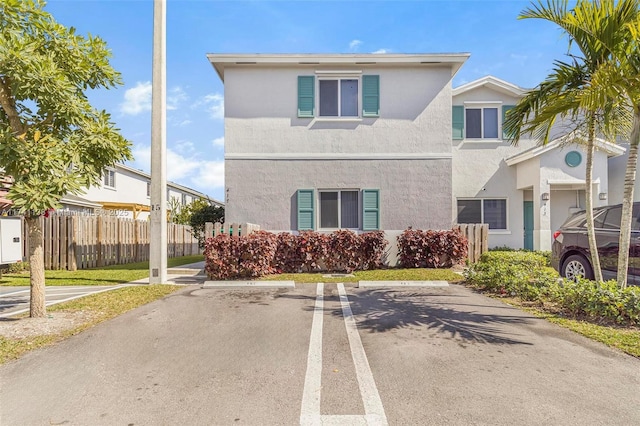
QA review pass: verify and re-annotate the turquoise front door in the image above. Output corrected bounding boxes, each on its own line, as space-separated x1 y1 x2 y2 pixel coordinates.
523 201 534 250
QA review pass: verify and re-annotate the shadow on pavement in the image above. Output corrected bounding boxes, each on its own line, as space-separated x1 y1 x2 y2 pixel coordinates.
335 289 533 345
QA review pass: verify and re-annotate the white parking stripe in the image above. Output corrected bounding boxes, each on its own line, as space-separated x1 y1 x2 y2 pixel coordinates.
0 289 30 297
300 283 324 426
0 285 129 319
338 283 388 425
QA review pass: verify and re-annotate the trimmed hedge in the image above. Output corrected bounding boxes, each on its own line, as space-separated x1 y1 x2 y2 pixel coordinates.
205 230 387 280
397 229 467 268
465 251 640 326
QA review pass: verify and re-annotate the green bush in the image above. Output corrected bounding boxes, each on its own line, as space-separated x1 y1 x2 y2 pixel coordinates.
466 250 640 326
547 279 640 325
478 251 548 268
464 259 558 302
7 261 28 273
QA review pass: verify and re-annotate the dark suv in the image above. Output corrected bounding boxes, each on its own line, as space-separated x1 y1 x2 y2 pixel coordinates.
551 202 640 284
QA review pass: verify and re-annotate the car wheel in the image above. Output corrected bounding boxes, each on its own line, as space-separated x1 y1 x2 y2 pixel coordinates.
562 254 594 281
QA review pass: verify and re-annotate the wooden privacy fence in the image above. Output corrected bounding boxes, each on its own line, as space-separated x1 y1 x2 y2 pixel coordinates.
21 214 200 270
204 222 261 238
453 223 489 264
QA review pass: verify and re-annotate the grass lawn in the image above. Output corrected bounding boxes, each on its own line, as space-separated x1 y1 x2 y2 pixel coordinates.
0 255 204 286
260 268 464 283
497 297 640 358
0 284 181 365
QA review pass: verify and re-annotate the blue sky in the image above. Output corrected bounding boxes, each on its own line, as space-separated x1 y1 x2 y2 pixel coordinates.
45 0 573 203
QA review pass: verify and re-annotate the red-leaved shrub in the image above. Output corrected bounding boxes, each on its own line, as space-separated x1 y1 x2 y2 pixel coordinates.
397 229 467 268
273 232 305 273
204 231 277 279
205 230 389 279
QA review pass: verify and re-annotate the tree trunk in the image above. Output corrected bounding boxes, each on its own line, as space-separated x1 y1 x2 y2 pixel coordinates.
617 109 640 289
585 118 603 282
26 216 46 317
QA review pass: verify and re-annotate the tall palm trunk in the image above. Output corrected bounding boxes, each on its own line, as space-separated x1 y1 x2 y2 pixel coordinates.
25 216 46 317
585 116 604 282
617 109 640 289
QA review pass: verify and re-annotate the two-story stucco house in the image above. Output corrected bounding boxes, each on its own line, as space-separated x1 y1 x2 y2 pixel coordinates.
208 53 632 252
208 53 470 241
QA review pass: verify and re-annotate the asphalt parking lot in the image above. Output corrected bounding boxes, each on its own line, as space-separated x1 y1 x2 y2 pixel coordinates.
1 282 639 425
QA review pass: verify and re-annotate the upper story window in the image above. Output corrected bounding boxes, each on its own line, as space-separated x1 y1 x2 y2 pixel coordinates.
103 169 116 189
298 75 379 119
466 107 498 139
319 79 358 117
452 104 515 141
181 193 188 205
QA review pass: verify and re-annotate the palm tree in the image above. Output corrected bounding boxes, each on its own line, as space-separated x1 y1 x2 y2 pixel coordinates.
504 0 637 283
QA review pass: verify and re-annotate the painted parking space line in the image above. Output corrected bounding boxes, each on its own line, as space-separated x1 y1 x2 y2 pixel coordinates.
300 283 388 426
337 283 388 425
300 283 324 425
0 289 30 297
0 285 130 319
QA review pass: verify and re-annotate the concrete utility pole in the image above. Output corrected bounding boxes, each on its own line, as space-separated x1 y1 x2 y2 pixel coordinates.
149 0 167 284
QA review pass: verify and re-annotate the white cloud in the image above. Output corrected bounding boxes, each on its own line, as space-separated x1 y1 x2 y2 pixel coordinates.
372 49 390 54
130 143 224 192
193 93 224 120
349 39 362 51
120 81 152 115
167 86 188 110
212 137 225 147
177 119 192 127
193 160 225 189
175 140 195 153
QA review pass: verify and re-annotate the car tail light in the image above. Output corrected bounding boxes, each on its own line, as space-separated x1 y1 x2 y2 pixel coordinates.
553 230 562 240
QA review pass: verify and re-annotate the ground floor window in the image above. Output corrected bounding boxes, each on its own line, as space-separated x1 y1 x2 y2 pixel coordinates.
296 188 380 231
320 190 358 229
457 198 507 230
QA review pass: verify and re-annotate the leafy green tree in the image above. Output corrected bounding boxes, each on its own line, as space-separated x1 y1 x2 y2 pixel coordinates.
189 202 224 248
504 0 636 283
0 0 132 316
597 13 640 288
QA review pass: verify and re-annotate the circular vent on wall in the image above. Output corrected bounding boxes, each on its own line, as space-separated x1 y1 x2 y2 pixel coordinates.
565 151 582 167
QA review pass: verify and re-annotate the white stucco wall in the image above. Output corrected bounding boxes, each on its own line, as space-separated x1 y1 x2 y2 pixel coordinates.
452 84 537 248
223 64 455 232
607 143 640 205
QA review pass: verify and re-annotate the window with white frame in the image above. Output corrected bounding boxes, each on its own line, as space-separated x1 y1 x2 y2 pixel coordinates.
319 79 359 117
182 193 188 205
319 190 359 229
103 169 116 189
466 107 498 139
457 198 507 230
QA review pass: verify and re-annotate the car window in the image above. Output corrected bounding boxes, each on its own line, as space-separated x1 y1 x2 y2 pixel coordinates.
602 206 622 229
593 209 606 228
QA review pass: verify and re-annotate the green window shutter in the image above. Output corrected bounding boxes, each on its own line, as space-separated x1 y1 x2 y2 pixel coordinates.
362 189 380 230
502 105 515 139
362 75 380 117
452 105 464 140
297 189 315 230
298 76 315 118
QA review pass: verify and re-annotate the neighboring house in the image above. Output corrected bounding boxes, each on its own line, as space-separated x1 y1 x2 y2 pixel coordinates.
452 76 626 251
60 164 223 219
208 53 634 251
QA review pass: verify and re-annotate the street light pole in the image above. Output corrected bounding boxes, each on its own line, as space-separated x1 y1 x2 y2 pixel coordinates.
149 0 167 284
